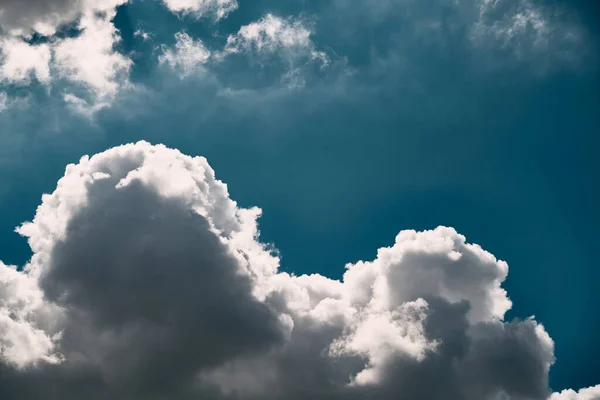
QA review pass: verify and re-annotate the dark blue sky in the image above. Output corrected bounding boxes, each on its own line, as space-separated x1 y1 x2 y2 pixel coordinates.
0 0 598 393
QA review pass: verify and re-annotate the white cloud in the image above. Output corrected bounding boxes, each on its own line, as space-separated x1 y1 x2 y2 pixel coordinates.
223 14 315 56
0 141 595 399
0 39 51 84
0 0 131 112
330 298 435 385
53 9 131 102
159 32 211 77
162 0 238 20
0 0 82 36
550 385 600 400
217 14 331 88
0 262 63 368
157 14 333 88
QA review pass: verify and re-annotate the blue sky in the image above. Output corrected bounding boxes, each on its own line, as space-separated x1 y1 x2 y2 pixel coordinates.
0 0 598 398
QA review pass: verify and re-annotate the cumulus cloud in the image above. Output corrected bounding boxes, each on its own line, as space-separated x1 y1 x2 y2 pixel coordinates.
0 0 131 111
0 38 51 84
54 9 131 107
159 31 211 77
0 141 596 399
550 385 600 400
162 0 238 20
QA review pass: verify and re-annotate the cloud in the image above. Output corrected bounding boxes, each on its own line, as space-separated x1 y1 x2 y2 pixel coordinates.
222 14 328 64
0 141 596 399
549 385 600 400
224 14 312 54
162 0 238 20
0 0 130 112
0 0 83 36
1 142 286 398
54 9 132 106
219 14 331 88
471 0 586 68
0 38 51 84
134 29 152 42
157 14 334 89
330 0 587 74
0 262 63 369
1 0 588 118
159 31 211 77
0 0 126 36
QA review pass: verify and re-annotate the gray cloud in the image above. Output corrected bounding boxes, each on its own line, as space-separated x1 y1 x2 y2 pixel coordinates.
0 142 596 399
0 0 79 35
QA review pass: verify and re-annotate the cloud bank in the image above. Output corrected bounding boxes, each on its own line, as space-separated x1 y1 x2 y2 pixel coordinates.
0 142 597 399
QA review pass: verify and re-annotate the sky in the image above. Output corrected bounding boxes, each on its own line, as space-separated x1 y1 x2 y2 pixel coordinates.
0 0 599 399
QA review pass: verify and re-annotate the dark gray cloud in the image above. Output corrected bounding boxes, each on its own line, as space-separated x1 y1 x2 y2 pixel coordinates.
0 142 595 399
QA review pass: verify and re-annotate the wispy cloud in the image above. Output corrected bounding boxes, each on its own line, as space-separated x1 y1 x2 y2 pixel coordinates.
471 0 586 69
158 31 211 77
161 0 238 21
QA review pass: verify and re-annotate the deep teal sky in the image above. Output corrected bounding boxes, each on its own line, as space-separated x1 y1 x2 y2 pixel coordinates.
0 0 598 393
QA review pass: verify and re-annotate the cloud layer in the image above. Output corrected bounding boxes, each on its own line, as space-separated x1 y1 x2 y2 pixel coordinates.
0 0 590 114
0 142 597 399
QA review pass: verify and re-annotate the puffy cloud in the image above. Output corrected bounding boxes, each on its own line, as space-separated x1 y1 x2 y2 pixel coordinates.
550 385 600 400
54 8 131 104
0 262 62 368
1 142 285 399
0 0 130 111
0 141 595 399
159 31 211 77
0 38 51 84
162 0 238 20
